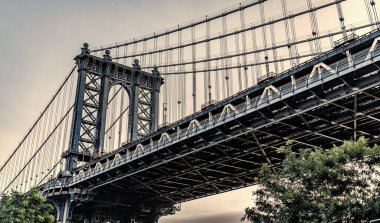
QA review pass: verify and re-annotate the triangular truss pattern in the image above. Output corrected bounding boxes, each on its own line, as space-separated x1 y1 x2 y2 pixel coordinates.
219 104 237 121
133 144 145 157
186 119 202 135
112 154 122 166
308 62 336 78
366 36 380 60
259 85 279 104
159 132 171 144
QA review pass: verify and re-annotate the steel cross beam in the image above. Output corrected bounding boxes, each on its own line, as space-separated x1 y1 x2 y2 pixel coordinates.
68 28 380 172
119 84 380 203
74 70 380 193
39 31 380 219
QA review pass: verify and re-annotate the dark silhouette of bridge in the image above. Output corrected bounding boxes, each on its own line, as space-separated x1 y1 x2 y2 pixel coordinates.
1 0 380 222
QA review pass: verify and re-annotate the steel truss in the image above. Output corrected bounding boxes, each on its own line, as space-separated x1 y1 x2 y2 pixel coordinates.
42 29 380 211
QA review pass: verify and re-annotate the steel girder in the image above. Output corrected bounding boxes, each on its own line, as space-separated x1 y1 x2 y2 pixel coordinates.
77 73 380 205
42 30 380 212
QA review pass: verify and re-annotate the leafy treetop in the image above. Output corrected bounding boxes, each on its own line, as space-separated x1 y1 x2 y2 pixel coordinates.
242 137 380 223
0 189 55 223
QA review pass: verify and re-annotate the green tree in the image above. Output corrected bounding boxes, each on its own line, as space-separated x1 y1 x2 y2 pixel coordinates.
0 189 55 223
242 137 380 223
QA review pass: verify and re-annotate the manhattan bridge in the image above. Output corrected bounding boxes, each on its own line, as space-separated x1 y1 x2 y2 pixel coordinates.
1 0 380 222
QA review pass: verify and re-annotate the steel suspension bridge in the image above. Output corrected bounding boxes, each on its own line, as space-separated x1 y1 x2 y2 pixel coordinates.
1 0 380 222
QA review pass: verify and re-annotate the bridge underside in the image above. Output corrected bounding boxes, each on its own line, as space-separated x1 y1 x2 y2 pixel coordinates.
41 29 380 223
70 69 380 220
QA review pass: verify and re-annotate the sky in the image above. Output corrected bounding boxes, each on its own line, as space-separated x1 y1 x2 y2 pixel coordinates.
0 0 377 222
0 1 254 222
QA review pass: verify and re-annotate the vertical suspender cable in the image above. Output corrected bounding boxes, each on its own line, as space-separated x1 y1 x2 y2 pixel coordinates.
260 2 270 75
219 34 226 99
9 154 17 191
45 98 59 185
179 30 186 118
182 64 186 118
19 149 26 192
308 37 315 55
41 94 57 180
222 14 230 97
177 26 183 119
281 0 295 67
14 151 21 191
240 4 248 89
290 16 300 65
204 20 208 104
153 34 158 67
62 73 75 171
169 49 175 122
115 46 120 64
251 28 261 84
204 17 209 104
32 114 47 187
159 51 166 125
133 38 137 58
307 0 322 54
215 60 220 101
206 16 212 103
22 137 32 192
365 0 380 29
25 130 37 191
46 84 66 185
115 47 124 147
148 41 152 68
164 34 169 123
329 32 335 48
270 21 279 74
19 143 28 192
335 0 347 38
109 87 117 150
235 31 242 92
191 24 197 112
142 39 147 68
123 45 128 66
370 0 380 29
118 87 125 148
365 0 375 30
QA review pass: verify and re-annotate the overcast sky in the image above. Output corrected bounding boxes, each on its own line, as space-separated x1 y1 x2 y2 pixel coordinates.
0 1 253 222
0 0 377 222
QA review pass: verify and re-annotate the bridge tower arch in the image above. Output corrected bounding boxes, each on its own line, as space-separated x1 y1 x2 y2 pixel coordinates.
103 83 130 153
62 43 164 172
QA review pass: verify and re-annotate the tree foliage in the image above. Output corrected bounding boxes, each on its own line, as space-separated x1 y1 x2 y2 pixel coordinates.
0 189 55 223
242 137 380 223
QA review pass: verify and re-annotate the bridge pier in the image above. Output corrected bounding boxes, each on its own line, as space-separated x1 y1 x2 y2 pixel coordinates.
47 197 74 223
69 206 162 223
47 195 168 223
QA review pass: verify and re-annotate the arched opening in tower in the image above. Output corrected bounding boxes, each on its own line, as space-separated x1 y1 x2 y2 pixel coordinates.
104 84 130 153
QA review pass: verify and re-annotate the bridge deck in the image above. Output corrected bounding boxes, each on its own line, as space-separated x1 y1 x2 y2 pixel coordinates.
42 29 380 209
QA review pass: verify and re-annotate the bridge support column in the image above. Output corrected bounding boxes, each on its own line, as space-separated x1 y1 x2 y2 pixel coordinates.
150 66 161 133
83 206 161 223
48 198 74 223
